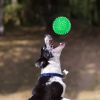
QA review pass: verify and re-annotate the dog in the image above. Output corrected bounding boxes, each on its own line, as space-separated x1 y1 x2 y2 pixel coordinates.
29 35 70 100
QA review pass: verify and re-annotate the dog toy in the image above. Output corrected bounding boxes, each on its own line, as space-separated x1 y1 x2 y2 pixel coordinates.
52 16 71 35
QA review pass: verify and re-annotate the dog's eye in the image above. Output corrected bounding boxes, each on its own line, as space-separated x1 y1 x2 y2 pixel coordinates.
40 61 44 66
43 45 46 50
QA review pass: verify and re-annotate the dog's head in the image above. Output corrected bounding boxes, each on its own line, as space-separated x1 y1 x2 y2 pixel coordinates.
35 34 65 68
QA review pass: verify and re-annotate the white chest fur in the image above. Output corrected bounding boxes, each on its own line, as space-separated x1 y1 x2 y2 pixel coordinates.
41 60 62 74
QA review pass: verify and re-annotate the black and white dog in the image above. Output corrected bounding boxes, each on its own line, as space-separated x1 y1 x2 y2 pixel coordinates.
29 35 69 100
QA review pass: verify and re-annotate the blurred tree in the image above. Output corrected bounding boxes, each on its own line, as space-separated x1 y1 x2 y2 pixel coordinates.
0 0 4 34
95 0 100 24
41 0 58 33
4 0 23 27
20 0 58 28
3 0 100 27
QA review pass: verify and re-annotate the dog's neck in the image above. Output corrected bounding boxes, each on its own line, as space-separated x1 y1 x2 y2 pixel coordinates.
41 56 62 75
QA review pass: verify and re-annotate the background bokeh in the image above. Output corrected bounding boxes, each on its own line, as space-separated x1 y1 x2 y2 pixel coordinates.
0 0 100 100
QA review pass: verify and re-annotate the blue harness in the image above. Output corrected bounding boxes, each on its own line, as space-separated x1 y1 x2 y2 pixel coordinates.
40 73 63 78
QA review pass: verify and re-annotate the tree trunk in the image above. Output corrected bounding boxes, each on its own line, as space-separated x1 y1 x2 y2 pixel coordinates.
0 0 4 34
96 0 100 24
11 0 18 5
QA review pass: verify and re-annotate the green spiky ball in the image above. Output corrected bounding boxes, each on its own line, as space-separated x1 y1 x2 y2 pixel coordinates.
52 16 71 35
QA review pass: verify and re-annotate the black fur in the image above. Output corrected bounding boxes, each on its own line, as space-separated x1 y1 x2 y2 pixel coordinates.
35 45 53 68
41 45 53 59
29 76 63 100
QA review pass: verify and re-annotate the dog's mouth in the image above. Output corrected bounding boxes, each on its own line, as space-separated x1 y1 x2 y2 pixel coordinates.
49 38 65 49
45 34 65 49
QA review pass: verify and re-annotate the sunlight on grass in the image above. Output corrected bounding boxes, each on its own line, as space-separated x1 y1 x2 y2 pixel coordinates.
0 90 31 100
0 62 4 67
0 40 40 46
77 90 100 100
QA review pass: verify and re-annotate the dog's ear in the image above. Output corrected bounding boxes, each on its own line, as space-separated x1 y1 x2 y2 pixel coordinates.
41 46 53 59
35 57 49 68
35 43 53 68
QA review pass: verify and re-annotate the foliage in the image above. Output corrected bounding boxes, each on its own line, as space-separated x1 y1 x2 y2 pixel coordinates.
4 0 11 5
4 0 100 27
68 0 100 25
4 3 23 26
